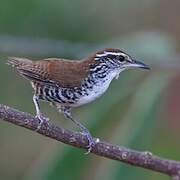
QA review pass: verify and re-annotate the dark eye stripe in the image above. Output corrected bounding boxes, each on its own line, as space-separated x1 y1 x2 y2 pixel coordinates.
105 54 125 62
106 54 126 63
106 54 117 59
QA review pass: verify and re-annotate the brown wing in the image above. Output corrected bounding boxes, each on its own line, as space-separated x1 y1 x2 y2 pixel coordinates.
40 58 91 87
8 57 92 88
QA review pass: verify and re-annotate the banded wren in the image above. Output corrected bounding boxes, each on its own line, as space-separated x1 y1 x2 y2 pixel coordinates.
8 48 150 152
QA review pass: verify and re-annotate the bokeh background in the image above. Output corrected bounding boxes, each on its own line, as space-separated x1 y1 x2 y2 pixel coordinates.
0 0 180 179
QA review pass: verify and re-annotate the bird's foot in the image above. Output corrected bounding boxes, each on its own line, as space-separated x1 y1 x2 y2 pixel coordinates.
82 131 96 154
35 113 49 131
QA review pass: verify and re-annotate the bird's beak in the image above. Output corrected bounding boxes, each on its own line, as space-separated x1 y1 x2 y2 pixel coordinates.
127 59 150 70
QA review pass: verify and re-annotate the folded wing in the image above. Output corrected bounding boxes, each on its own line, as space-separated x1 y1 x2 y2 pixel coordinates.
8 57 90 88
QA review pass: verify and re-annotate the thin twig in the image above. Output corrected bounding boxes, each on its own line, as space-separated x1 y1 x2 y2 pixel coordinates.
0 104 180 179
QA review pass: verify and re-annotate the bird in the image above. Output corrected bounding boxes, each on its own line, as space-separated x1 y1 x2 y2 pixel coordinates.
7 48 150 153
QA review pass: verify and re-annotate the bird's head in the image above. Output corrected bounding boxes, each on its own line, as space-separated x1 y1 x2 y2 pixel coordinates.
94 48 150 71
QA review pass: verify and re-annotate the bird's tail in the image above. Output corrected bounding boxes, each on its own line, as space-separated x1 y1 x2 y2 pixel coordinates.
7 57 32 69
7 57 48 83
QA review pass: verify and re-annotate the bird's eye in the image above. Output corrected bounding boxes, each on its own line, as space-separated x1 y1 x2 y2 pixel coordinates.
118 55 125 62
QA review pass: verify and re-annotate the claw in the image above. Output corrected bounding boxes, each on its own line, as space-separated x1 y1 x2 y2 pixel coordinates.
35 113 49 131
83 131 96 154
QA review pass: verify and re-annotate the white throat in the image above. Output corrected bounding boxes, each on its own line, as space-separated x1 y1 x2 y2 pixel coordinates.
76 69 123 106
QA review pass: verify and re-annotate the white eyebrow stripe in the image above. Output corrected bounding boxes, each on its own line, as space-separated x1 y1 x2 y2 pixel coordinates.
96 51 126 57
94 57 100 60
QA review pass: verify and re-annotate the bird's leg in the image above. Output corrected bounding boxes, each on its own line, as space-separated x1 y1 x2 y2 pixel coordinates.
58 105 96 153
33 94 49 130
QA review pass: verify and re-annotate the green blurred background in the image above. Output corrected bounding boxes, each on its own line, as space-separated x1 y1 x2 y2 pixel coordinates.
0 0 180 179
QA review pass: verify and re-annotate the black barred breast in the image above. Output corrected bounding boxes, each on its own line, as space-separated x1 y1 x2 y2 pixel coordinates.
31 82 81 106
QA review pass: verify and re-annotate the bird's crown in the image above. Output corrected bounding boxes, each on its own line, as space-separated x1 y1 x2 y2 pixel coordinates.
95 48 129 61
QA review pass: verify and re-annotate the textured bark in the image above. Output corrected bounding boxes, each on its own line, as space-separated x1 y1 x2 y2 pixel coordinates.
0 103 180 179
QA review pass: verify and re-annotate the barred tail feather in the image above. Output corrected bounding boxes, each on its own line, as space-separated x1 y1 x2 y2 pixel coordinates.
7 57 36 81
7 57 54 85
7 57 32 68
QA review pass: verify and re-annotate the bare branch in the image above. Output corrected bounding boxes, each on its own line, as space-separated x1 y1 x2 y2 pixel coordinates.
0 103 180 178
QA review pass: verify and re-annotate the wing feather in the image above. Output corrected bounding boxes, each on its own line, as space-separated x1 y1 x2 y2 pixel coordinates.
8 57 91 88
